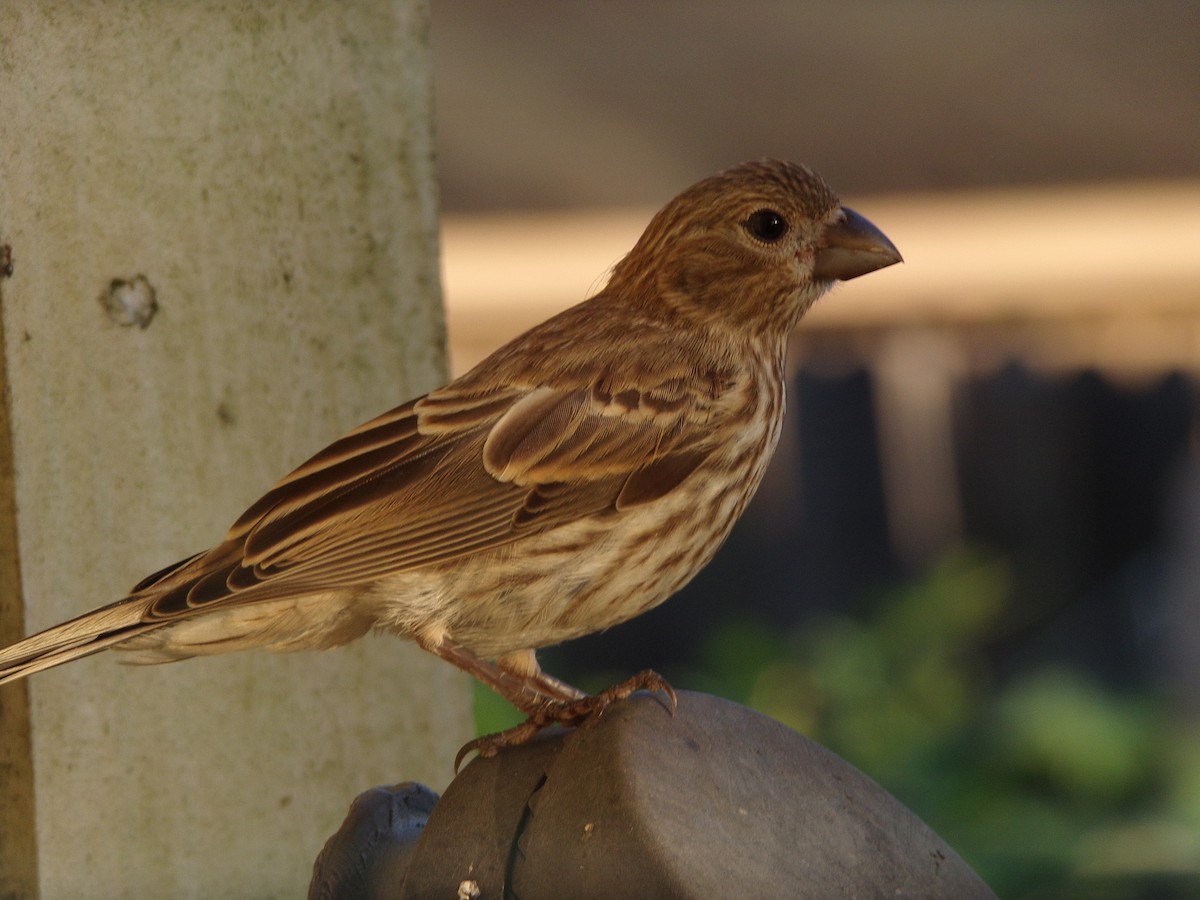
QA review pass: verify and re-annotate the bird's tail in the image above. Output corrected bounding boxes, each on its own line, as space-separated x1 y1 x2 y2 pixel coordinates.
0 596 161 685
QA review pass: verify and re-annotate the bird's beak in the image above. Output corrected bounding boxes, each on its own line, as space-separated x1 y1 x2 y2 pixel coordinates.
812 207 903 281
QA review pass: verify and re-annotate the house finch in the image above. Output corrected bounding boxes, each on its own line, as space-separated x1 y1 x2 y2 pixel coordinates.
0 160 900 755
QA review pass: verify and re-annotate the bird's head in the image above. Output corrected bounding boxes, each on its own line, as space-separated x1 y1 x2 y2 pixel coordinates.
609 159 901 338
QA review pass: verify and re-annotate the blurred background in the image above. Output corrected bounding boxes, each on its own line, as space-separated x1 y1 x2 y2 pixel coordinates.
430 3 1200 896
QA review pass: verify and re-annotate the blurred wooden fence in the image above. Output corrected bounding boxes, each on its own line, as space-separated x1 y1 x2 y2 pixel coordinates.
442 181 1200 377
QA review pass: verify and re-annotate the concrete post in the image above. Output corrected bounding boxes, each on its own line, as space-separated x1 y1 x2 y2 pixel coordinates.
0 3 469 896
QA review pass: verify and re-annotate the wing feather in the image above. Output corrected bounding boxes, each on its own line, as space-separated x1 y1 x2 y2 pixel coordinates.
142 368 728 620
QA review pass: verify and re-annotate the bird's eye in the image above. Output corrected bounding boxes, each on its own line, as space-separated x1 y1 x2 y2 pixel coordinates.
744 209 789 243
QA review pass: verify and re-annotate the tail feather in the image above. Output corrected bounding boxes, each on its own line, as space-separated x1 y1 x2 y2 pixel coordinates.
0 596 160 685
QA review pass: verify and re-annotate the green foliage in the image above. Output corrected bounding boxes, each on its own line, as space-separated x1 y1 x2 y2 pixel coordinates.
473 677 526 736
688 549 1200 898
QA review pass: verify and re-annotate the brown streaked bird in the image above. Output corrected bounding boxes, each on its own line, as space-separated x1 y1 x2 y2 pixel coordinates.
0 160 900 756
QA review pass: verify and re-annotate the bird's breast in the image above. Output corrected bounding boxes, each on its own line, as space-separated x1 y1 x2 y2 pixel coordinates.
409 363 787 658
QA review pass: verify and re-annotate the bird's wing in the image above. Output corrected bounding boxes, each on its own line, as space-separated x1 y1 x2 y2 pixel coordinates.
142 371 725 618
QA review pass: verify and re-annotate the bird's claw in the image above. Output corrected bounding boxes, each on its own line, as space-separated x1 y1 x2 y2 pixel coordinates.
454 717 547 772
587 668 677 719
454 669 676 772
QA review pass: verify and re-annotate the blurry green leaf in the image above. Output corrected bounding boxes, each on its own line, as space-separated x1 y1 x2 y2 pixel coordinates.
472 679 524 736
748 659 820 734
875 548 1010 655
1074 818 1200 881
994 668 1159 804
1163 723 1200 827
698 616 791 700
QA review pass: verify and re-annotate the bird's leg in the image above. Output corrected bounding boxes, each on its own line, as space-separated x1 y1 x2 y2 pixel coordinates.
417 632 676 771
455 669 678 772
418 635 582 711
495 648 586 704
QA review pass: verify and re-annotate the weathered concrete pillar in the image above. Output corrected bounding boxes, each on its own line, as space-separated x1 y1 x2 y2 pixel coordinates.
0 3 469 896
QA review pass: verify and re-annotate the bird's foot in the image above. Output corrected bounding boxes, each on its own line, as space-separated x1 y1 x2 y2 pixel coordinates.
454 669 676 772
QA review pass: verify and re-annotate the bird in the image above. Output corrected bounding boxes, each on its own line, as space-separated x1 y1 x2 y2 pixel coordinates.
0 160 900 757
